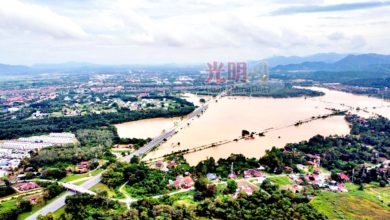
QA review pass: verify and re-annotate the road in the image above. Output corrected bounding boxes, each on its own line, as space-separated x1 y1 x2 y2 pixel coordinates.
123 102 209 162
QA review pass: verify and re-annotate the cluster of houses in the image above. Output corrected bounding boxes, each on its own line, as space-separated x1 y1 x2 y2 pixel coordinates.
287 166 349 193
116 98 172 111
154 160 195 190
0 86 58 106
31 111 50 119
0 133 77 178
61 93 174 115
0 133 77 151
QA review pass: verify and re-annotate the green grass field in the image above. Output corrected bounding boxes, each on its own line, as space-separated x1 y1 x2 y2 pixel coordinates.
268 176 293 185
52 206 66 219
311 183 390 220
172 190 197 206
0 198 17 210
59 169 102 183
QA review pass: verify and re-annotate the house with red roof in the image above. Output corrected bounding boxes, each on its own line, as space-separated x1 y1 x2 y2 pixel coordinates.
243 187 253 195
329 183 348 192
167 161 177 168
80 161 89 167
338 173 350 182
167 176 194 189
76 161 90 173
24 195 42 205
244 169 262 178
286 184 303 192
15 182 39 191
284 166 293 173
183 177 194 189
228 173 237 179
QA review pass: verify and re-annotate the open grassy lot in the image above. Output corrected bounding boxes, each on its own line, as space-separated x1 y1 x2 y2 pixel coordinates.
268 175 293 185
0 198 17 210
311 183 390 220
171 190 197 206
73 180 88 186
52 206 66 219
89 183 117 198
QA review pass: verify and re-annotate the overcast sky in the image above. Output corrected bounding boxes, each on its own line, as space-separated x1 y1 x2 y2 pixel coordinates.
0 0 389 65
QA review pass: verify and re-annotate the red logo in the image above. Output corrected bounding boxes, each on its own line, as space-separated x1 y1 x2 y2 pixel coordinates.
207 62 247 83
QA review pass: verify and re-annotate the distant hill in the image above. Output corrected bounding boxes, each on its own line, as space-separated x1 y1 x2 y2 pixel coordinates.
272 53 390 73
1 53 389 76
264 53 347 67
334 54 390 70
0 63 31 75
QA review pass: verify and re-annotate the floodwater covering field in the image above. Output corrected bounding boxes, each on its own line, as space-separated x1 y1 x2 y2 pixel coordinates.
116 87 390 165
115 117 181 139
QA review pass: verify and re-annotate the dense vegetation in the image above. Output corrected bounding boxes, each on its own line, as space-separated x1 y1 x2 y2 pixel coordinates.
197 183 325 219
35 181 65 200
102 162 175 197
230 84 324 98
273 69 390 83
344 77 390 89
194 154 259 177
125 180 325 219
0 179 15 197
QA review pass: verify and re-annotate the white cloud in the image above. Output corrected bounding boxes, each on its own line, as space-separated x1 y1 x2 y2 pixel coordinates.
328 32 344 41
0 0 87 39
0 0 389 64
